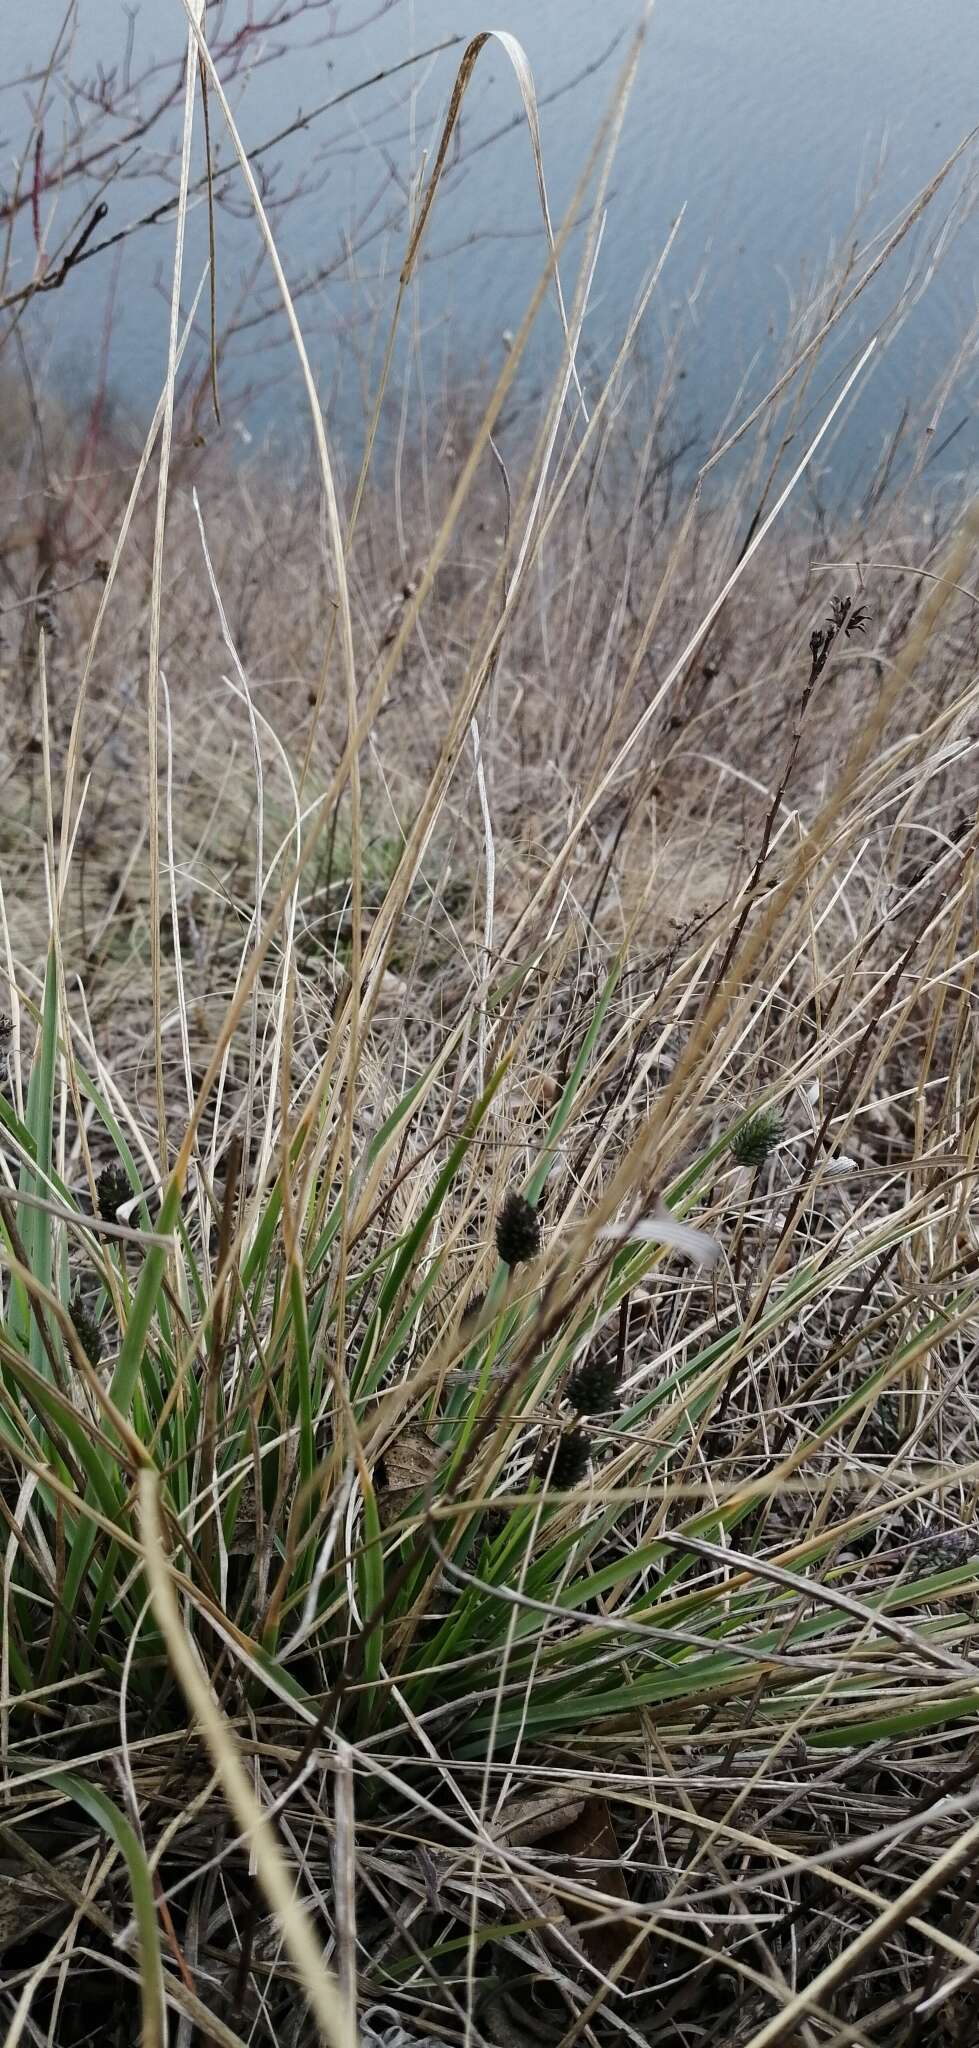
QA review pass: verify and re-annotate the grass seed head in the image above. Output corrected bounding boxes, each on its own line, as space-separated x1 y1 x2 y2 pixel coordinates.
730 1106 783 1170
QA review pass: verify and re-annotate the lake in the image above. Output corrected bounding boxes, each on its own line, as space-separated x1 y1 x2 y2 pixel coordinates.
8 0 979 495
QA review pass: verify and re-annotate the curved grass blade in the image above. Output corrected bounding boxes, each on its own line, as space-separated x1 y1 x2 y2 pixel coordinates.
50 1770 165 2048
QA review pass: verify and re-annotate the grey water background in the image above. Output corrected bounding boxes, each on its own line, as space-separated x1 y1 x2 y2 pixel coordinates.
10 0 979 495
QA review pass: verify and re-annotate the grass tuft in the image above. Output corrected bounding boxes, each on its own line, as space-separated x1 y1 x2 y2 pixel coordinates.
2 8 979 2043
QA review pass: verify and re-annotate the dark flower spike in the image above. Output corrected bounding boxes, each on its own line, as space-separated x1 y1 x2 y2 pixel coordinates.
495 1190 541 1268
95 1163 132 1225
810 595 871 679
540 1430 590 1490
568 1348 620 1415
69 1291 104 1368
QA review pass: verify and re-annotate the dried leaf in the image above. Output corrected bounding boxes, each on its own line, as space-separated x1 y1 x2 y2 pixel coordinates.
230 1471 259 1554
548 1797 646 1984
375 1424 445 1529
377 1424 444 1491
491 1791 586 1851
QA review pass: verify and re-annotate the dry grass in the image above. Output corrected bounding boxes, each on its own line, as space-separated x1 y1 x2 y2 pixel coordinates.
2 14 979 2048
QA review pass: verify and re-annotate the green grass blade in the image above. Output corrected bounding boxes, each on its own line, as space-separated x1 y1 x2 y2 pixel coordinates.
356 1473 384 1733
50 1771 164 2046
11 947 59 1367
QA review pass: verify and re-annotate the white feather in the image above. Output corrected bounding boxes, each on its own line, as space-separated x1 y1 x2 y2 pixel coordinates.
602 1207 719 1268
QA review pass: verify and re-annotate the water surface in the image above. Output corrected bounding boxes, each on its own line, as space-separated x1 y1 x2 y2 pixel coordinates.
8 1 979 491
